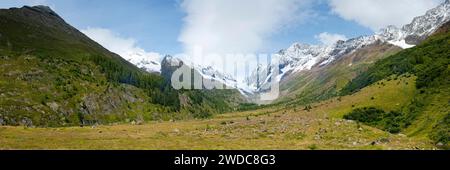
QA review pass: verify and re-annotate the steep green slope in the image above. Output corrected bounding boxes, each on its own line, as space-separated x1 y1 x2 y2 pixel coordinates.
341 22 450 148
0 6 177 126
0 6 243 127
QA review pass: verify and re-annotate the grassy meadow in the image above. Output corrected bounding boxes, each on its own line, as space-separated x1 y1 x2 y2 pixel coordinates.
0 76 436 150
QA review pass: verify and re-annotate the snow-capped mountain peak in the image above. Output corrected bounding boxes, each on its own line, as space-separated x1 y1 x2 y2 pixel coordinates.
160 55 254 95
377 25 403 41
122 50 161 73
403 0 450 37
126 52 161 73
125 0 449 98
377 0 450 48
246 0 449 94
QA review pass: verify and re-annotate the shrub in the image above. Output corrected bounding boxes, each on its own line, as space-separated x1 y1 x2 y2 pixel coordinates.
308 144 318 150
430 113 449 147
343 107 385 125
343 107 406 134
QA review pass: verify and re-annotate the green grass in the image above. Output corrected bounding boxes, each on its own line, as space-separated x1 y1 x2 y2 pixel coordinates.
0 77 435 149
340 24 450 146
314 76 417 118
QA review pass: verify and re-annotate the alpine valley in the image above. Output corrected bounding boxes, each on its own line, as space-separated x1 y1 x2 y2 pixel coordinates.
0 1 449 150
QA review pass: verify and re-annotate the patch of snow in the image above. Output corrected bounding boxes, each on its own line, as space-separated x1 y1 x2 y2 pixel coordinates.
123 51 161 73
388 39 415 49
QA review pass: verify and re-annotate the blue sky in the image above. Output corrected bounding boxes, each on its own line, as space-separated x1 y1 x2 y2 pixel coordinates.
0 0 372 55
267 2 374 52
0 0 443 56
0 0 185 54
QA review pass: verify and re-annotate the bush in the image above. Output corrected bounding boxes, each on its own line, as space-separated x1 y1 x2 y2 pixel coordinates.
343 107 406 134
343 107 384 125
340 30 450 140
238 103 260 111
430 113 449 147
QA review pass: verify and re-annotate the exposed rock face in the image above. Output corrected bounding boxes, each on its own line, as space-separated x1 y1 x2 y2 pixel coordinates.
378 0 450 46
404 35 427 45
161 55 184 82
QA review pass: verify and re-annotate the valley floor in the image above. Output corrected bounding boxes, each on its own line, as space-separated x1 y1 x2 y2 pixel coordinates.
0 77 436 150
0 113 434 150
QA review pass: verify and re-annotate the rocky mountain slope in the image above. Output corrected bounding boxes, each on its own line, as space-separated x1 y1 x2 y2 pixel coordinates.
246 0 450 103
112 1 449 102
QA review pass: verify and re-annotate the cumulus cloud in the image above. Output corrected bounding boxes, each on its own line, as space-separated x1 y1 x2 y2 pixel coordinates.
177 0 314 73
328 0 444 31
315 32 347 45
81 27 161 65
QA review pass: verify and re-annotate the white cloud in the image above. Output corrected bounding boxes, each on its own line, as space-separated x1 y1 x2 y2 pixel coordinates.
315 32 347 45
81 27 161 72
177 0 314 75
328 0 444 31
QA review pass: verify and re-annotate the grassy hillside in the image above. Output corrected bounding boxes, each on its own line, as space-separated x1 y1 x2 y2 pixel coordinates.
341 22 450 148
271 42 401 108
0 6 243 127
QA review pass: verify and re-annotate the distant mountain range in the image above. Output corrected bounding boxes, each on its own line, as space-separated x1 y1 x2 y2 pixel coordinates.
246 0 450 98
125 0 449 102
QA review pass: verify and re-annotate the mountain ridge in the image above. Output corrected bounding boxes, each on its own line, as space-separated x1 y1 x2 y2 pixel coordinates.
0 5 243 126
245 0 450 102
69 1 449 100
